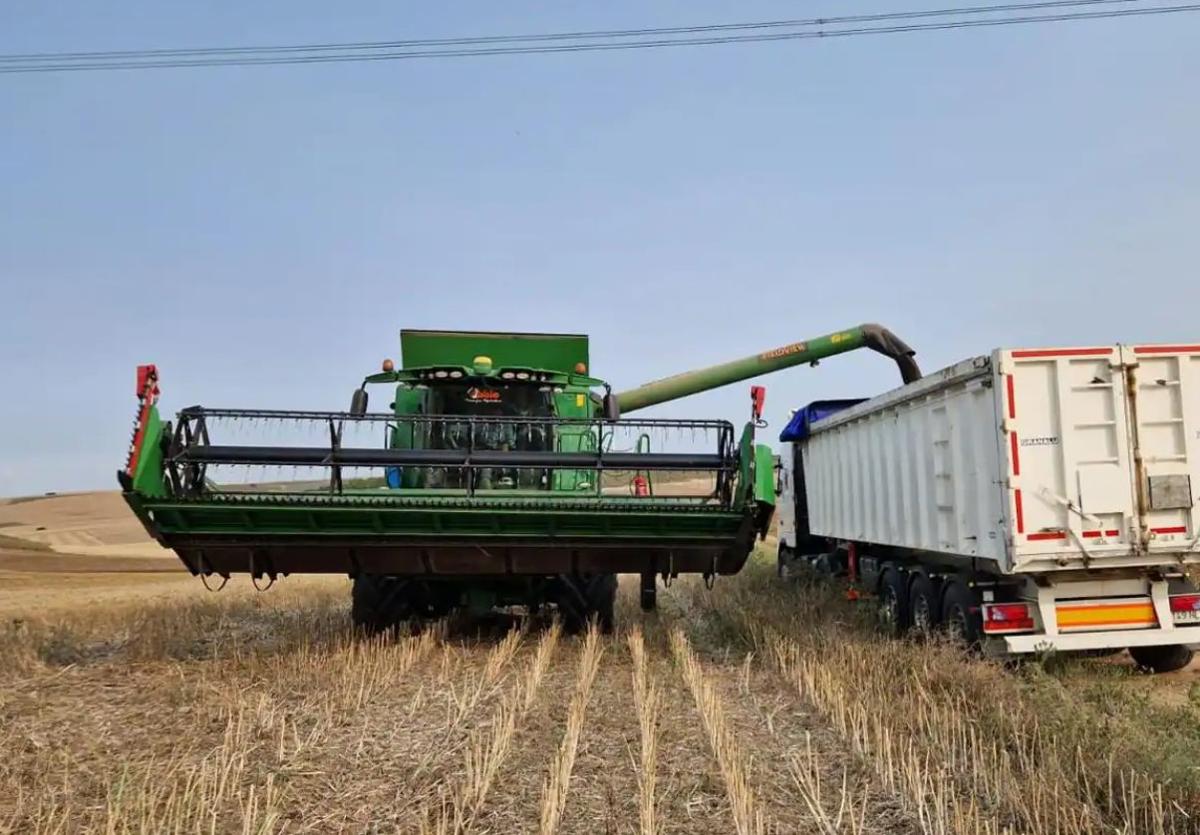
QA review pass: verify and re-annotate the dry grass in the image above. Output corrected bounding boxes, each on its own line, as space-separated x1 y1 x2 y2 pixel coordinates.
670 629 767 835
1 550 1198 834
693 558 1200 835
538 626 603 835
628 626 660 835
420 621 561 834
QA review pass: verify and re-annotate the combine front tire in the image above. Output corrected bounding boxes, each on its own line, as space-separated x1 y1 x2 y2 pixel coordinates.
1129 644 1195 674
352 575 452 633
640 572 657 612
352 574 405 633
554 573 617 634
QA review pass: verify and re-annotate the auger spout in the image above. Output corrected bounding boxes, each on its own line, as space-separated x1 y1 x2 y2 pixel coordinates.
613 323 920 414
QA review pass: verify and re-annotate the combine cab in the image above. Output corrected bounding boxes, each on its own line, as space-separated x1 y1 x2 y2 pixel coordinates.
121 326 917 631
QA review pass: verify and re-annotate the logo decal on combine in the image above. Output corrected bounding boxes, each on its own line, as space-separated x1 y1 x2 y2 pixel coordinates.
466 387 502 403
759 341 808 361
1020 436 1060 447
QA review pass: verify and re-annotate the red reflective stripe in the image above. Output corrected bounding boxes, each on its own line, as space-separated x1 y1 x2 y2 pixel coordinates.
1014 490 1025 533
1133 345 1200 354
1152 526 1188 535
1028 531 1068 541
1012 348 1113 358
1009 431 1021 476
1006 374 1016 419
126 402 151 477
1082 529 1121 538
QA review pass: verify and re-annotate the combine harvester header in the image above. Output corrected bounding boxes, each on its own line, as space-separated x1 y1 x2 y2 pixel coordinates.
121 323 917 631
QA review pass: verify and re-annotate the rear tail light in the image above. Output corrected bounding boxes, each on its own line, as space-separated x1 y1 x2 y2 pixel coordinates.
1169 594 1200 625
982 602 1036 633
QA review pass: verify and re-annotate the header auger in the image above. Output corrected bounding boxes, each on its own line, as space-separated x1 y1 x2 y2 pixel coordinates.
120 324 917 632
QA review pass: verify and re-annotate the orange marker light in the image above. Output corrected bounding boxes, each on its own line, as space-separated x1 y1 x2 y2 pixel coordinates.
382 358 395 372
574 362 587 374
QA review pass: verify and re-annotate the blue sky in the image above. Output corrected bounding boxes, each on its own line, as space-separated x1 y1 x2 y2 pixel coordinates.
1 1 1197 496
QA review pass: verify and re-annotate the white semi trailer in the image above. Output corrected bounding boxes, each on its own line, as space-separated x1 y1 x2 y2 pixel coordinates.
777 343 1200 672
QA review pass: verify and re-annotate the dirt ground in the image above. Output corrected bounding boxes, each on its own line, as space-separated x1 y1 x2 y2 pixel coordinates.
2 493 1199 833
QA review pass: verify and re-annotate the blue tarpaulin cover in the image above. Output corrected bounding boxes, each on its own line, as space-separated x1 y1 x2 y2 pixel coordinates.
778 399 867 443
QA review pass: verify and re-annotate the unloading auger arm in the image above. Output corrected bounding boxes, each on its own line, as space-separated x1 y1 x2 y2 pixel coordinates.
613 323 920 414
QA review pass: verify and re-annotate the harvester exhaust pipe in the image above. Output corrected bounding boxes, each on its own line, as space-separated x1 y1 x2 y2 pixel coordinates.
613 323 921 415
601 388 621 421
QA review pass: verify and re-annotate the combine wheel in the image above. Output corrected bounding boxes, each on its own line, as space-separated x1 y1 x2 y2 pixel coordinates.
942 580 983 648
877 567 910 637
1129 644 1195 674
908 573 940 637
640 572 657 611
554 573 617 634
352 575 453 633
352 574 410 633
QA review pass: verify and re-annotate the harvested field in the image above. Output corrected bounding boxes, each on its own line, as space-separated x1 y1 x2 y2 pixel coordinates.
2 492 1199 833
0 492 168 559
2 553 1200 833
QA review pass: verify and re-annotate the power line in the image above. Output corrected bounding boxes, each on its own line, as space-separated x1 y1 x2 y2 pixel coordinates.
2 2 1196 74
0 0 1144 62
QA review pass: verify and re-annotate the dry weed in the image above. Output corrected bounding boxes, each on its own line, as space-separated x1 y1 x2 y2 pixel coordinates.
420 621 562 834
628 626 660 835
670 629 767 835
538 626 604 835
701 561 1197 835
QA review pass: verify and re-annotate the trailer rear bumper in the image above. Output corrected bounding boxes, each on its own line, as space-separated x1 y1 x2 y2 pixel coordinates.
998 627 1200 654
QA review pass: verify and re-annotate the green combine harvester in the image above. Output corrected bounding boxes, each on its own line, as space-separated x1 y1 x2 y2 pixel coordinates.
120 325 917 631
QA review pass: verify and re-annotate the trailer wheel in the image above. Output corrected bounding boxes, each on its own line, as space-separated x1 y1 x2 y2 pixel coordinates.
640 572 657 611
1129 644 1195 674
877 568 910 637
776 543 795 579
942 581 983 648
909 573 940 637
812 552 836 575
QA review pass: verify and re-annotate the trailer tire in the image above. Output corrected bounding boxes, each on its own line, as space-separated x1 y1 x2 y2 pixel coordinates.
812 552 836 575
909 573 940 637
777 543 795 579
877 568 910 637
1129 644 1194 674
942 581 983 648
